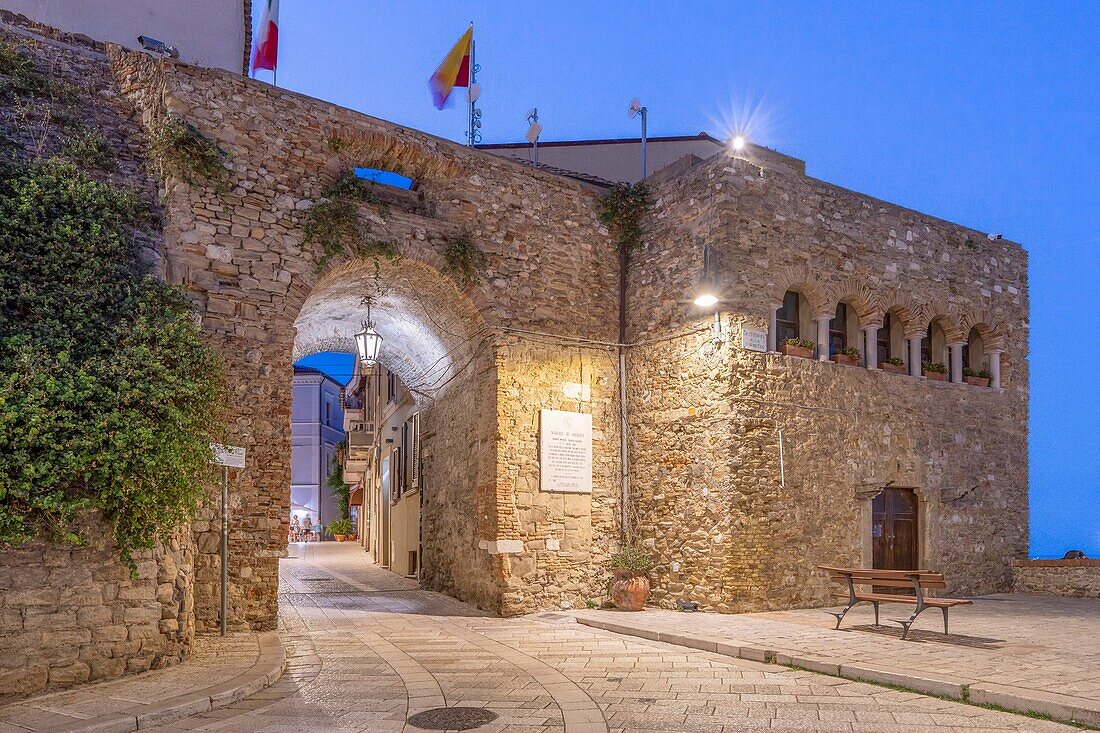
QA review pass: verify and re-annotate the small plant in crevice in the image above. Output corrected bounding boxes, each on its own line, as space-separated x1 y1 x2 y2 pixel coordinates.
61 127 116 171
441 231 488 288
147 117 230 193
303 170 396 269
598 181 651 254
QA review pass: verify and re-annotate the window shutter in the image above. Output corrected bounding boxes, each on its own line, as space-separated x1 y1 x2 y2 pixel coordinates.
410 414 420 489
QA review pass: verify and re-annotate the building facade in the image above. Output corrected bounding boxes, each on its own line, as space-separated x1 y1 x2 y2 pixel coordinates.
0 17 1031 696
290 366 346 528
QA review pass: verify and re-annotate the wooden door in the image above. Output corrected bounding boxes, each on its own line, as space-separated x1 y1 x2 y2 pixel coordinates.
872 488 919 571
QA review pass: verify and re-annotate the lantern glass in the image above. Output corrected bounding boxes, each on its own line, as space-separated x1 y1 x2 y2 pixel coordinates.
354 325 382 365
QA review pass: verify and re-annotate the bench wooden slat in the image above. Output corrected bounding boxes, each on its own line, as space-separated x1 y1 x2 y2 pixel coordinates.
832 591 973 607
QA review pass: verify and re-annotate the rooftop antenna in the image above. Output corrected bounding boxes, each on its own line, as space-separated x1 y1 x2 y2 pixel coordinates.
628 97 647 180
525 108 542 166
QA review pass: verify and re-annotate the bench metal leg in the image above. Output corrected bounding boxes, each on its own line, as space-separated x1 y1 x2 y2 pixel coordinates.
826 601 859 630
872 601 880 626
941 606 949 635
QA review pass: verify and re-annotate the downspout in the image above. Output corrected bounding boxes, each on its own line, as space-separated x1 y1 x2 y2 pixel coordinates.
618 240 630 544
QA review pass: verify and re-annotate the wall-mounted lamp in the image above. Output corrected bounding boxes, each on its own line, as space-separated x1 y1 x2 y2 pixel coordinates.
354 296 383 366
693 244 719 308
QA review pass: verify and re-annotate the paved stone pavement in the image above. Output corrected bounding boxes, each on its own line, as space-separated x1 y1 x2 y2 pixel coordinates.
573 592 1100 727
144 543 1080 733
0 632 274 731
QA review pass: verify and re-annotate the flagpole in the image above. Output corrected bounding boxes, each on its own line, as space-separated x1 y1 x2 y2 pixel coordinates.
467 38 476 146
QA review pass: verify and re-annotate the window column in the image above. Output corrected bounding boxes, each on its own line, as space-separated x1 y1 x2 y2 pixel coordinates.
767 305 779 352
863 327 879 369
908 336 922 377
989 350 1002 388
815 315 830 361
949 342 965 383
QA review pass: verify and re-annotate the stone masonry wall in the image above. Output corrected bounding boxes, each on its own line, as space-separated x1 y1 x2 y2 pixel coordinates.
1013 560 1100 598
107 48 621 623
627 151 1029 611
0 517 194 699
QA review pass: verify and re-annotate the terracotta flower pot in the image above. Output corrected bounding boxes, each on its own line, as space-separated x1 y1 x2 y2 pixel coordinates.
964 376 990 387
880 361 906 374
780 344 813 359
831 354 859 366
610 569 650 611
335 534 347 542
923 370 947 381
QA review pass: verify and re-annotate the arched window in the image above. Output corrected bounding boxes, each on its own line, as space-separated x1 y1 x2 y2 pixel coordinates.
922 319 950 370
829 303 848 354
776 290 802 342
877 311 907 366
829 302 862 356
964 326 985 371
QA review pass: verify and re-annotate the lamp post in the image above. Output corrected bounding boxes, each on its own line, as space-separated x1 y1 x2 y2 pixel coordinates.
354 297 383 366
693 244 719 308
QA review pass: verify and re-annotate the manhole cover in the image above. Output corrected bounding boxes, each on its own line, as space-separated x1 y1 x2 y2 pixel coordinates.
407 707 498 730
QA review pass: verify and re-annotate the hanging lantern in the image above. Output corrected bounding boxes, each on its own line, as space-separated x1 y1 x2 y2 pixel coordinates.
354 298 383 366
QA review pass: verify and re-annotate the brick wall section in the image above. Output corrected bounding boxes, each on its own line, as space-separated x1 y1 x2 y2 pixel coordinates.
0 518 194 699
626 152 1029 610
1013 560 1100 598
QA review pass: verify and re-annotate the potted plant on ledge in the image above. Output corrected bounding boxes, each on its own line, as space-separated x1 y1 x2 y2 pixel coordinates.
608 546 653 611
879 356 906 374
780 338 815 359
831 346 861 366
328 518 352 542
922 361 948 381
963 367 992 387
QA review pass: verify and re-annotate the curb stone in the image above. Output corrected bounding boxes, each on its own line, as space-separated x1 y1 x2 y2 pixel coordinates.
45 631 286 733
574 615 1098 728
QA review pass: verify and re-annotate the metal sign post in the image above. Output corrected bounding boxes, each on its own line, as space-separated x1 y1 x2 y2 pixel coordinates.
211 444 245 637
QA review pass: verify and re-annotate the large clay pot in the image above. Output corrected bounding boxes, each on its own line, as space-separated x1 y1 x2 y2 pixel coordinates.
610 569 650 611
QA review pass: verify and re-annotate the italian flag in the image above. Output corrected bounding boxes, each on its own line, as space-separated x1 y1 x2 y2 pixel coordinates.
251 0 279 76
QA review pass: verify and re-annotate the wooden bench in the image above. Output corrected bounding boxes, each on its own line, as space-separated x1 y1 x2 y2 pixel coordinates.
818 566 973 639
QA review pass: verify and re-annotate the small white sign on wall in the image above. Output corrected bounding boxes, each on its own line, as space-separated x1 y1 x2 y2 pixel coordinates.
211 444 246 468
741 328 768 352
539 409 593 494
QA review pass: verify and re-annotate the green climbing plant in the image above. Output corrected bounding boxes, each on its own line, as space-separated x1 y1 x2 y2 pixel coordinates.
441 231 488 287
147 117 230 192
327 451 350 521
303 170 397 269
598 182 651 254
0 157 226 569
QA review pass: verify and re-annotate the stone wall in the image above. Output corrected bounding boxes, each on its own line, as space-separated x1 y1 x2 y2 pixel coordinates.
1013 560 1100 598
0 518 194 698
106 47 622 622
626 151 1029 611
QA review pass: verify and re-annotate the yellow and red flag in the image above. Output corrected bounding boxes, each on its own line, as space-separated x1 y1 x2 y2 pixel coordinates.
429 26 472 110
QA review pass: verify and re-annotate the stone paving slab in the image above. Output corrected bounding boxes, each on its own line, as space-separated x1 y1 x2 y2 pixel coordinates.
0 631 285 732
148 543 1086 733
571 595 1100 727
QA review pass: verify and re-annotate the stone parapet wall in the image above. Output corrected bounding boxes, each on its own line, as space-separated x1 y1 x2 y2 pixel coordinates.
1013 560 1100 598
0 517 195 699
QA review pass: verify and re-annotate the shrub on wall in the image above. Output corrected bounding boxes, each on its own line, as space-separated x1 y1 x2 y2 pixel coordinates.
0 157 226 567
304 170 398 269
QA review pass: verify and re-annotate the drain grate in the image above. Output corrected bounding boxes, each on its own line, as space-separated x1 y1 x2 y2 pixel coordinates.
407 707 498 730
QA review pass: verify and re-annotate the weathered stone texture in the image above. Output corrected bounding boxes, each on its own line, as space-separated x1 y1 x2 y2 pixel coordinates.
627 152 1029 611
0 517 194 699
1013 560 1100 598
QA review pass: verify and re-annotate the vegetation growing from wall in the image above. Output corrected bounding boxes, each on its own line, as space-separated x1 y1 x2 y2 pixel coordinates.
304 170 398 269
147 117 230 192
327 453 350 521
441 232 488 287
0 157 226 567
598 182 651 253
0 40 76 103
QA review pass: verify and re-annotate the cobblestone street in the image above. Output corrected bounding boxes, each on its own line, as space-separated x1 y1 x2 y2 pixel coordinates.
147 543 1078 733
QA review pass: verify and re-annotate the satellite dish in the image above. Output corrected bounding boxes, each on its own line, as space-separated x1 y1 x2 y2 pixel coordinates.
468 82 481 103
525 121 543 144
627 97 642 118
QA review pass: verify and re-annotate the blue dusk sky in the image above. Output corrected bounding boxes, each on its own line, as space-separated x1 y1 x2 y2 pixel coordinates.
274 2 1100 558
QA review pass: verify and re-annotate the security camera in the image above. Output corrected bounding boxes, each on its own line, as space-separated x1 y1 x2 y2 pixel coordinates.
137 36 179 59
987 233 1003 241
